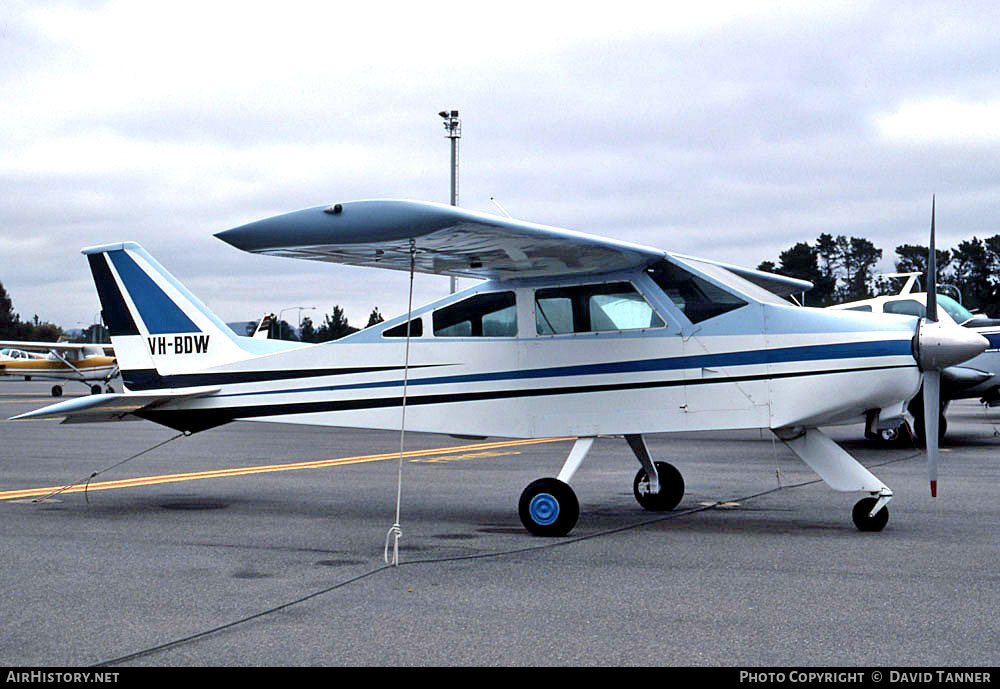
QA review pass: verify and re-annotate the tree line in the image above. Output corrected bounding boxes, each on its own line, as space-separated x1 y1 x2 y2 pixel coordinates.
0 281 63 341
757 233 1000 315
250 306 385 342
3 278 382 344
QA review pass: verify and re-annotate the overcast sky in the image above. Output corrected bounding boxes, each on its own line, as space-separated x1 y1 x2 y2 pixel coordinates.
3 0 1000 332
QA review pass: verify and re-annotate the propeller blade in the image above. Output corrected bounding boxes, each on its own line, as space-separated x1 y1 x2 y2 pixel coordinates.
926 196 938 322
923 369 941 497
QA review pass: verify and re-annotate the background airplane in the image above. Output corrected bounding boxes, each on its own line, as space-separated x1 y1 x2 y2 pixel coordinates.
0 347 46 361
12 199 987 536
0 340 118 396
830 272 1000 442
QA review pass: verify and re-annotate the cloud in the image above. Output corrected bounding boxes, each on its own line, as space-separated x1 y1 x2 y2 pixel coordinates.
3 1 1000 330
875 98 1000 144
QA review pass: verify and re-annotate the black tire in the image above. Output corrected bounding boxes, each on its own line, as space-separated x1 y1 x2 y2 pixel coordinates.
911 413 947 445
633 461 684 511
51 385 62 397
852 497 889 532
518 478 579 537
90 384 102 395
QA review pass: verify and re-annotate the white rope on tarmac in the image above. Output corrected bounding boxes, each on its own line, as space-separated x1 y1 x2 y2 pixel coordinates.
385 239 417 566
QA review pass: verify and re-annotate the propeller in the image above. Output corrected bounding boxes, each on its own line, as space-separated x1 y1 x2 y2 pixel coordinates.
924 196 940 497
912 196 988 496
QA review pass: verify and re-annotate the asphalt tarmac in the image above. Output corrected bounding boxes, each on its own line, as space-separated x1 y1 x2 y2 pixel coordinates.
2 380 999 667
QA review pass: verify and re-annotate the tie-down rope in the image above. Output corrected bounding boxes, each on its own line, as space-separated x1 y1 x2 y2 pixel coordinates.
385 239 418 566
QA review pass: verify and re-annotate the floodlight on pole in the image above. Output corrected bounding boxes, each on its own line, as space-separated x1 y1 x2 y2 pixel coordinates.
439 109 461 293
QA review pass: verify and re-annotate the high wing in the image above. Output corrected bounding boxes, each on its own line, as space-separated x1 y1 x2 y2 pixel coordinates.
216 199 663 280
217 199 812 296
0 340 114 355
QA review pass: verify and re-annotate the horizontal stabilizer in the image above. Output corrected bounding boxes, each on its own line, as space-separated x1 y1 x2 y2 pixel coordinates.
9 387 219 424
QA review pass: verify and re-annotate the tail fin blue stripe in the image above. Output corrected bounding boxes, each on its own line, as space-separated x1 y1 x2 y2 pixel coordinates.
107 250 200 334
87 253 140 336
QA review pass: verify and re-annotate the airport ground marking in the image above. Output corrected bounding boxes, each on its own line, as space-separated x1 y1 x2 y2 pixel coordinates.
0 437 572 501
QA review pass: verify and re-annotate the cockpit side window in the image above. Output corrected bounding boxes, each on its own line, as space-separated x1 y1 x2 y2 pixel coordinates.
433 291 517 337
646 260 747 324
535 282 664 335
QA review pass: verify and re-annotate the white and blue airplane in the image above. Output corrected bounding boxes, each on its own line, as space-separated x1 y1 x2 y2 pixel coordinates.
12 199 988 535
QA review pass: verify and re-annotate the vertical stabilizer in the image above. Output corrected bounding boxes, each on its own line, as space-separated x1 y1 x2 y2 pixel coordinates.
84 242 255 390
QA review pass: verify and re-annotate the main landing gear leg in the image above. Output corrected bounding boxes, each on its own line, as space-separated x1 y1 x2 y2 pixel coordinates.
518 437 593 537
626 434 684 511
775 427 893 532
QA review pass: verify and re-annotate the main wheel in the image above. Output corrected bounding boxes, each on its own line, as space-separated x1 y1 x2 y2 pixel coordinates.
90 384 102 395
633 461 684 512
51 385 62 397
518 478 579 537
852 497 889 532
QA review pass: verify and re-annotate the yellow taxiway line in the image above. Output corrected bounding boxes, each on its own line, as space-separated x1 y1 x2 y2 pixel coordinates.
0 437 572 501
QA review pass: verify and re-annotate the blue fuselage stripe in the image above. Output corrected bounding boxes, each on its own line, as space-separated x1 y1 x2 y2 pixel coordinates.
212 338 914 398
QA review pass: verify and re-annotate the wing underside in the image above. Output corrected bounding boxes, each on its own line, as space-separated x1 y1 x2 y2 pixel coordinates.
215 199 666 280
215 199 813 297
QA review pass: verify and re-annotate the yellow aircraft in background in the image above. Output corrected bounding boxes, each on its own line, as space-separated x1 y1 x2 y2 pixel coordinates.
0 340 117 396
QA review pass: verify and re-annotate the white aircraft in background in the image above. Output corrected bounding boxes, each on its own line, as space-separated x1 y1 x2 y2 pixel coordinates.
0 340 118 396
831 272 1000 442
13 199 987 535
1 347 45 361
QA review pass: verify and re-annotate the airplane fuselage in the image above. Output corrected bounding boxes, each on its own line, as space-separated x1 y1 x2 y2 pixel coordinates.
118 261 922 438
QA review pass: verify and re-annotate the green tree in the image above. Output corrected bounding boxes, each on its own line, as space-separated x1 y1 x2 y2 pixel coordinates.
366 307 385 328
891 244 952 295
778 241 837 306
840 237 882 302
314 305 358 342
0 283 61 340
0 281 18 338
299 315 318 342
952 236 1000 315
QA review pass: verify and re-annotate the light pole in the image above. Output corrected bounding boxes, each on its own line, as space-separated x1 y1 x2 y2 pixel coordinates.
439 109 461 293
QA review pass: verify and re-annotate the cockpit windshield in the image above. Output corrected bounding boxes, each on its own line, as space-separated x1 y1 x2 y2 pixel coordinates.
884 294 976 325
937 294 976 324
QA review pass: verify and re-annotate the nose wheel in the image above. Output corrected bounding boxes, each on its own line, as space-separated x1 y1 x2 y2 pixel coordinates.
633 461 684 511
852 497 889 532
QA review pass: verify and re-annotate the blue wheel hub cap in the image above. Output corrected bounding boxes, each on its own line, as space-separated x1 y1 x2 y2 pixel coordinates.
529 492 560 526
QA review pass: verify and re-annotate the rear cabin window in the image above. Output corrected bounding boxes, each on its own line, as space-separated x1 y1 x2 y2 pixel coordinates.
383 318 424 338
535 282 664 335
843 305 873 312
432 291 517 337
646 261 747 324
